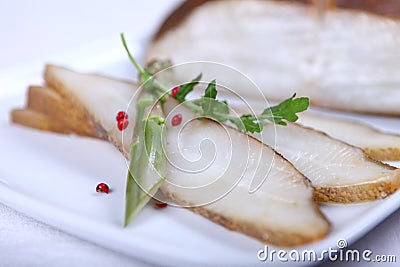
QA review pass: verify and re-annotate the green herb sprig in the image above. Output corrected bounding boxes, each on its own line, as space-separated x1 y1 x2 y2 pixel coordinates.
121 33 309 134
122 33 310 225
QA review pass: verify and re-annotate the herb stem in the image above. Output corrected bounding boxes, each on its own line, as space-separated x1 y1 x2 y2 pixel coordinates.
121 33 309 133
183 101 203 113
121 33 151 80
121 34 206 114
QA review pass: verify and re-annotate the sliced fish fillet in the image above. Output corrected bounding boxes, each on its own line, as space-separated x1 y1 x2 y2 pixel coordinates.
161 98 329 246
148 0 400 115
298 113 400 161
43 65 139 155
256 122 400 203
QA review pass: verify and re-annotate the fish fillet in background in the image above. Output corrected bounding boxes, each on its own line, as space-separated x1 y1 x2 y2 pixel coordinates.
148 0 400 115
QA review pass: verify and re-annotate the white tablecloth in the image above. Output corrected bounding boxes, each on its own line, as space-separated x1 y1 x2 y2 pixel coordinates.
0 1 399 266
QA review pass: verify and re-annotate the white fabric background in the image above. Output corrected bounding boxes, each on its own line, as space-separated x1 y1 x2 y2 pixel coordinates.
0 1 399 266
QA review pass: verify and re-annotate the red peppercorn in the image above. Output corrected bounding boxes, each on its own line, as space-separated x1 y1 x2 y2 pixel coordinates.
171 86 179 98
154 201 168 209
96 183 110 194
171 114 182 126
116 111 128 122
117 118 129 131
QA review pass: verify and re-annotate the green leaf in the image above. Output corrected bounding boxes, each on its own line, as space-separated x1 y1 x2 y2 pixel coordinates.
200 98 229 122
200 97 213 117
125 119 166 226
261 94 309 125
234 115 263 133
212 100 229 121
175 73 202 102
199 80 230 121
124 97 166 226
229 117 246 132
204 80 217 99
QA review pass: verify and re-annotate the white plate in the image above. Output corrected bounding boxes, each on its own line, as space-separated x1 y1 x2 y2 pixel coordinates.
1 37 400 267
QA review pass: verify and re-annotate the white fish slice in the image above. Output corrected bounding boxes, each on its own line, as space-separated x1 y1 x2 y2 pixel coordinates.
148 0 400 115
12 85 107 138
161 98 329 246
298 113 400 161
43 64 139 156
255 122 400 203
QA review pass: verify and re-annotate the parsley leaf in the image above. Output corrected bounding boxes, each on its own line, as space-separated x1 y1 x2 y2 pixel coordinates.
122 33 309 134
175 73 202 102
204 80 217 99
200 98 229 122
229 115 262 133
261 94 309 126
200 80 230 122
229 94 309 133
